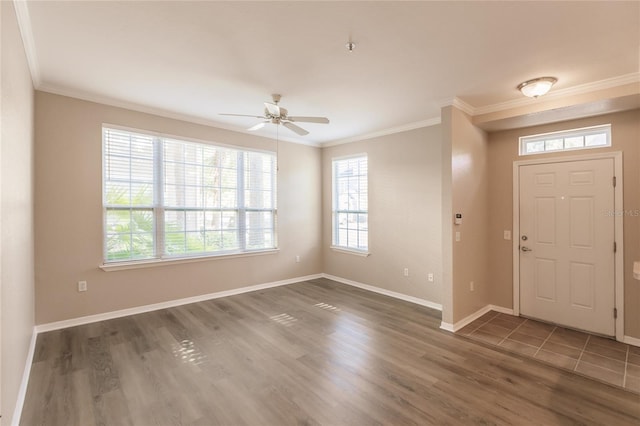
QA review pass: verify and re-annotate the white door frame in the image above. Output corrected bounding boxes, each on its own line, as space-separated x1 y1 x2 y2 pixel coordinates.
512 151 624 342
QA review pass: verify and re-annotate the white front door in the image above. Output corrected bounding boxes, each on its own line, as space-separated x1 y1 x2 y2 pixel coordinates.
519 159 615 336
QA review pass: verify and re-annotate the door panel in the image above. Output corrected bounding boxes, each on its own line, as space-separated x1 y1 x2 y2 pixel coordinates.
535 258 557 301
535 197 556 244
570 262 594 308
570 197 593 248
519 159 615 336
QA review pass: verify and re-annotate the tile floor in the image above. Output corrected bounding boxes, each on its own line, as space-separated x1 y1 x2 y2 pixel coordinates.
458 310 640 394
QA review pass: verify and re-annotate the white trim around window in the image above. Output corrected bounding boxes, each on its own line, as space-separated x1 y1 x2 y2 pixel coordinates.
100 248 280 271
331 153 369 254
102 125 277 266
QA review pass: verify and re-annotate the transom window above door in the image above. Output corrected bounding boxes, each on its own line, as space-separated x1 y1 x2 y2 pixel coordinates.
519 124 611 156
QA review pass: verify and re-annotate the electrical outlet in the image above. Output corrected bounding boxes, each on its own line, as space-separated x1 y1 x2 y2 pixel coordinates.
403 268 409 277
78 281 87 292
428 273 434 282
504 230 511 240
470 281 475 292
455 231 461 242
295 255 300 263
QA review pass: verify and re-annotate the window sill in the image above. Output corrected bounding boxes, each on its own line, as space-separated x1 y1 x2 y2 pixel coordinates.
100 249 280 272
330 246 370 257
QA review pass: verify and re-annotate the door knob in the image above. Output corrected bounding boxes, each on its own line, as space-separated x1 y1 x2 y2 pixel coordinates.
521 246 532 252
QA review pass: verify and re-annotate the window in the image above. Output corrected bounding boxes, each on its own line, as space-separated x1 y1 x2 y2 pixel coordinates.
103 127 277 263
519 124 611 156
332 155 368 252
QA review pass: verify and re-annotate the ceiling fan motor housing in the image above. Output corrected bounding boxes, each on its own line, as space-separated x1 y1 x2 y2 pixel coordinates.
265 106 288 119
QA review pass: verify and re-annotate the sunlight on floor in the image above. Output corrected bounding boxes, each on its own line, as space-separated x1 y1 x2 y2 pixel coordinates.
269 313 298 326
172 339 208 366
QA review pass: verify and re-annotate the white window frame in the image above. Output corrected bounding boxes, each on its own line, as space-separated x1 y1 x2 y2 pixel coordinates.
331 154 369 256
519 124 611 156
101 125 277 269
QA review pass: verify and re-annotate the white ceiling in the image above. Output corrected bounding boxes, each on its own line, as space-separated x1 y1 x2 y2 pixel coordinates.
19 1 640 145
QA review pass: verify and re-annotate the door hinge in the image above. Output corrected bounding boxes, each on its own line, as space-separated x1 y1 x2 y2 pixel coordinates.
614 308 618 319
613 176 617 187
614 241 617 253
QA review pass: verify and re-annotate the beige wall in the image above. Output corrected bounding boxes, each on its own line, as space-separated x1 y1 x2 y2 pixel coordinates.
1 1 36 423
30 79 639 348
441 109 454 324
488 109 640 338
34 92 322 324
321 126 443 305
449 107 491 323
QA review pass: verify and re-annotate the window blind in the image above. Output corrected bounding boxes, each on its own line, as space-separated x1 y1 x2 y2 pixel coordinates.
103 127 277 263
103 129 156 261
332 155 368 251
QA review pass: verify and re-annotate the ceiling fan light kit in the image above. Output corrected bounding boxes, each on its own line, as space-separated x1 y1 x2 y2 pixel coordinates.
517 76 558 98
220 94 329 136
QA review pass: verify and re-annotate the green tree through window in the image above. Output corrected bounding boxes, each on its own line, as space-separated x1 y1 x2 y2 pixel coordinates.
103 128 277 263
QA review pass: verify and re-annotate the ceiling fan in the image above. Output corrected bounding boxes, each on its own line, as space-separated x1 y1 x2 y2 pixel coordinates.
220 94 329 136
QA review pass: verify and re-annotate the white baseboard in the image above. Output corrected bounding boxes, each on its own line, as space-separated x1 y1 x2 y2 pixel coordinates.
440 305 639 348
440 304 514 333
35 274 323 333
623 335 640 348
11 328 38 426
439 322 455 333
322 273 443 311
440 305 492 333
36 273 443 333
488 304 514 316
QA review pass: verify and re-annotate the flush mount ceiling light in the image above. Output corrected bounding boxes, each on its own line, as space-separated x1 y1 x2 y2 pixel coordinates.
517 77 558 98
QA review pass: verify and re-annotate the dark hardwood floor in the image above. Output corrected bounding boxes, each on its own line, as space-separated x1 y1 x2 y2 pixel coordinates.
21 278 640 425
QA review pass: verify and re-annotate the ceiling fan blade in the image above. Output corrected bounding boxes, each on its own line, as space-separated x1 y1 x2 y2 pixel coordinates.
287 116 330 124
220 113 266 119
264 102 281 117
283 121 309 136
247 122 267 131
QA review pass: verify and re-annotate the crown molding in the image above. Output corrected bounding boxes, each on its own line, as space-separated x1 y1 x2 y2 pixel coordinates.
13 0 41 86
473 72 640 116
37 84 322 148
452 97 475 116
13 0 320 147
439 97 475 116
323 117 441 147
37 82 440 149
12 0 636 148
